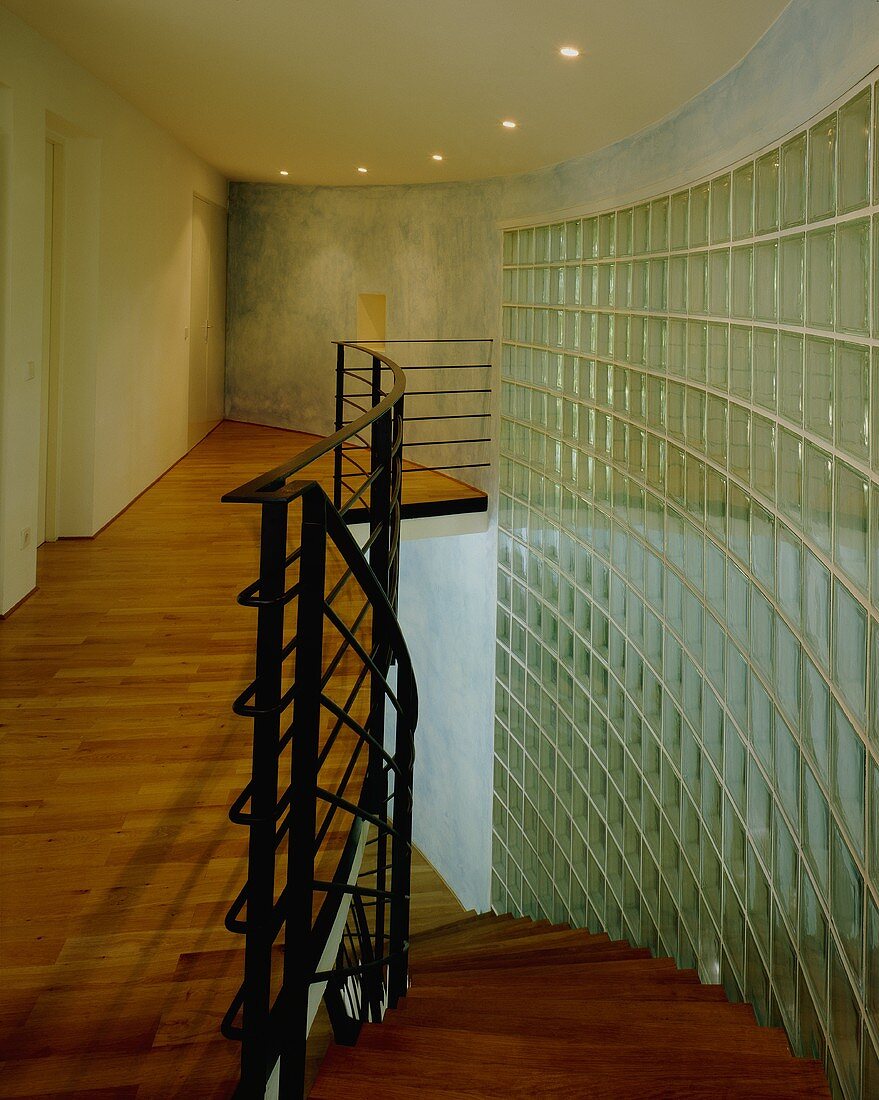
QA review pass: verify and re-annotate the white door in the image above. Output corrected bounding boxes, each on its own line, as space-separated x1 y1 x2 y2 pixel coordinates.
188 195 227 448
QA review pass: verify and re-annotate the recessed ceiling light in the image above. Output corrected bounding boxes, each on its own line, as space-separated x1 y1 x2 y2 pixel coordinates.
560 46 580 58
357 166 368 173
502 120 517 129
432 154 443 161
279 170 289 176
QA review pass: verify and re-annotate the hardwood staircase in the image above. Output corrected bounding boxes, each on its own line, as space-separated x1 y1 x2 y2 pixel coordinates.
310 912 830 1098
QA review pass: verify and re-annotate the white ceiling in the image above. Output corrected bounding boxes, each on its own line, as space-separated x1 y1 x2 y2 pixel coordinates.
5 0 790 185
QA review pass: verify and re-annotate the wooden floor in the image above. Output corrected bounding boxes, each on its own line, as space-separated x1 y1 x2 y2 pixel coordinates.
0 421 471 1099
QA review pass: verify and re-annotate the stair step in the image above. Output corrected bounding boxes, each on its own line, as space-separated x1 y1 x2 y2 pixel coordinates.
413 956 689 988
409 979 730 1003
411 926 613 962
311 1025 828 1099
391 996 793 1056
411 916 566 953
413 939 650 973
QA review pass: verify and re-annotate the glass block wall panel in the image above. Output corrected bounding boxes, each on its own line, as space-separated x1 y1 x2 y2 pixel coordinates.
493 75 878 1099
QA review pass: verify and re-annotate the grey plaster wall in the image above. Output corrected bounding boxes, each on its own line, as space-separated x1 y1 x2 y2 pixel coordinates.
226 180 502 436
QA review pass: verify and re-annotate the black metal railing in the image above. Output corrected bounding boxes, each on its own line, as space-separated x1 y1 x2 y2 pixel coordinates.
334 338 493 505
221 342 420 1098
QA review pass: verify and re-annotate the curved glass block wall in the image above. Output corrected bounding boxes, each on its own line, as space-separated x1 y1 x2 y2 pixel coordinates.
492 75 878 1098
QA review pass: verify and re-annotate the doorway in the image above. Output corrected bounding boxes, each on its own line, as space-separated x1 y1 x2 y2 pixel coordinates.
356 293 386 342
38 137 64 545
188 194 227 449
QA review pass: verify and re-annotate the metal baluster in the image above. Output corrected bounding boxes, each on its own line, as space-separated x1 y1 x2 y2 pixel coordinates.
388 656 414 1010
240 501 288 1093
279 490 326 1098
333 344 345 511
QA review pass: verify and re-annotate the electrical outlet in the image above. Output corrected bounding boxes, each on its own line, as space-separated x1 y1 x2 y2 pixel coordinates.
19 527 31 550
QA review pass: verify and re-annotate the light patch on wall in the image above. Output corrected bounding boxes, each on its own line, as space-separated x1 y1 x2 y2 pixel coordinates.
356 292 386 342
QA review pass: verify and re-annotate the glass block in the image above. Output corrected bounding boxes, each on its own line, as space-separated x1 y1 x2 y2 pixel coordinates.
778 234 804 326
755 149 780 235
688 252 708 314
730 246 753 320
710 174 731 244
665 320 684 378
772 903 797 1026
804 336 834 443
669 190 689 251
832 702 866 858
830 821 863 979
651 197 669 253
797 969 826 1062
774 714 800 830
808 112 837 222
806 227 835 330
751 501 775 590
753 242 777 323
598 212 616 259
829 940 861 1098
616 208 633 257
729 326 752 400
781 133 807 228
777 428 803 529
803 442 833 557
777 525 803 628
803 550 831 667
803 656 831 779
834 462 869 593
752 673 775 771
751 415 775 502
728 404 751 483
668 255 687 312
835 342 870 462
778 333 804 425
747 757 772 863
837 86 871 214
836 218 870 336
687 321 707 383
868 892 879 1029
775 617 801 726
709 250 730 316
773 808 799 929
732 162 754 240
752 329 777 412
633 203 650 254
690 183 709 248
802 766 830 894
873 346 879 470
649 258 667 311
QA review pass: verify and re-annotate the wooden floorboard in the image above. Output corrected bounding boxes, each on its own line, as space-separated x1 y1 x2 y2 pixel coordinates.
0 421 470 1099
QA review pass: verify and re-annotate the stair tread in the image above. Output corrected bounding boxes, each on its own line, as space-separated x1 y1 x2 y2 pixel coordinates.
312 1025 828 1098
411 918 569 952
413 941 651 972
411 928 615 961
390 1000 793 1054
411 956 693 986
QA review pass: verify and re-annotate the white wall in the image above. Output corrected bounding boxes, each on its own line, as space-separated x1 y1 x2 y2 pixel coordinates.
397 525 497 912
0 8 227 614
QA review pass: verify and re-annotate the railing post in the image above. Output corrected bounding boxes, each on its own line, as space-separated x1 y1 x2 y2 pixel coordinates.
387 657 414 1010
333 344 345 511
240 501 288 1094
279 489 326 1099
388 395 404 614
